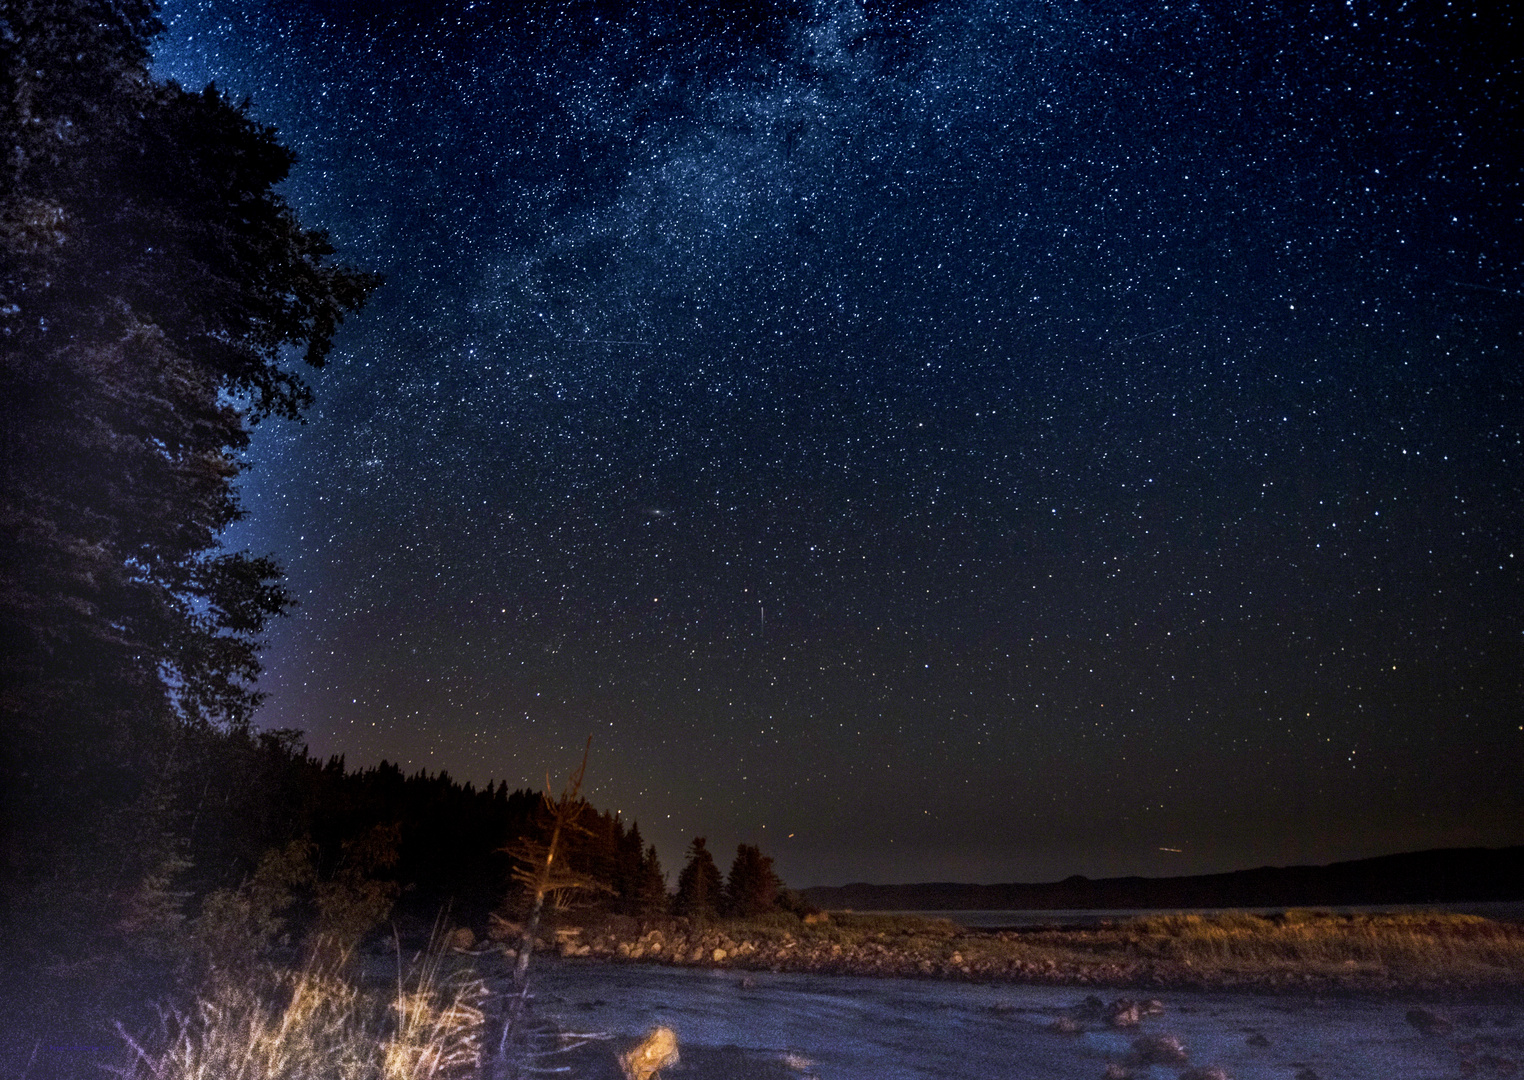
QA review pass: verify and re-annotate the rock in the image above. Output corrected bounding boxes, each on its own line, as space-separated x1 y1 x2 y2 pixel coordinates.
1142 999 1166 1016
1406 1007 1454 1036
1076 995 1106 1019
1050 1016 1083 1034
1102 1065 1132 1079
1179 1067 1230 1080
447 926 476 951
1129 1034 1188 1065
1109 1000 1143 1027
619 1026 679 1080
712 947 727 962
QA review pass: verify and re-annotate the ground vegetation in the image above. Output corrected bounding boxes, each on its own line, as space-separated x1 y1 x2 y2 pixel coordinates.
563 908 1524 997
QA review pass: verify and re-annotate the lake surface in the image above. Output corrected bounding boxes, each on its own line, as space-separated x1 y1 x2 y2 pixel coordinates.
505 956 1515 1079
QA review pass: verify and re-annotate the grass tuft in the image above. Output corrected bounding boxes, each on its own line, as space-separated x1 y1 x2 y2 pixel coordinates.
113 936 486 1080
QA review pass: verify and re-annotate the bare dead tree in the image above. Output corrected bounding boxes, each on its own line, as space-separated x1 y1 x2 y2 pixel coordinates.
490 738 612 1077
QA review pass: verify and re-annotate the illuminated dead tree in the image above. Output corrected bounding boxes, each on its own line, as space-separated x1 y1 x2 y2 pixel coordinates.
492 738 612 1076
502 737 610 989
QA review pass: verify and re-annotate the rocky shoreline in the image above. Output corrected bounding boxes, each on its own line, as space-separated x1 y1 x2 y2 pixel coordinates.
470 916 1524 1000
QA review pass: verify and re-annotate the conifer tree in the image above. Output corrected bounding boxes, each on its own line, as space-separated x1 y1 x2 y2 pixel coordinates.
724 843 782 918
636 842 669 918
673 837 724 924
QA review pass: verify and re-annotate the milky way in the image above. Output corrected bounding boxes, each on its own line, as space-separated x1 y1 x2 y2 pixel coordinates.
152 0 1522 886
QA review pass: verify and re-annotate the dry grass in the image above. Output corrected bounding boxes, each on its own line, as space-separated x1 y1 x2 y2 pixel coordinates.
114 937 487 1080
1105 910 1524 981
772 910 964 947
711 908 1524 990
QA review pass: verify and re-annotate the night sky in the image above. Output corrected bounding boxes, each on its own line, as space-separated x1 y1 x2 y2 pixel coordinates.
151 0 1522 888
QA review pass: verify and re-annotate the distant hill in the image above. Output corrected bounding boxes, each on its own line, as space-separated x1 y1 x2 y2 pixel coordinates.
800 846 1524 912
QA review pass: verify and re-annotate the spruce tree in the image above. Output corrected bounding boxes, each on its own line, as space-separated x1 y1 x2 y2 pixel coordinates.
636 842 669 917
673 837 724 923
724 843 782 918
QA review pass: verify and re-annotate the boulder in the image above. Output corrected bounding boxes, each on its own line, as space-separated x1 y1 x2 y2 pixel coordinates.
1108 1000 1142 1027
1128 1033 1187 1066
619 1026 679 1080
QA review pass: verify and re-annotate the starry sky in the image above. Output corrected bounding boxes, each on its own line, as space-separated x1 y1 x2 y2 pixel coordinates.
151 0 1522 888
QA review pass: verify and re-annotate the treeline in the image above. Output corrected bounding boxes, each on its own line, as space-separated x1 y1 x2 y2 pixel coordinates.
121 720 799 941
670 836 809 925
155 723 685 935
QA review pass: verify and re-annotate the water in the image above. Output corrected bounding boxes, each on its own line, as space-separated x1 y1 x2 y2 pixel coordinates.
503 955 1516 1079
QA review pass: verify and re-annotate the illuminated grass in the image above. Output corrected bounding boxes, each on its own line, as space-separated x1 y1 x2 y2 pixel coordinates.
951 910 1524 986
114 939 487 1080
1106 910 1524 980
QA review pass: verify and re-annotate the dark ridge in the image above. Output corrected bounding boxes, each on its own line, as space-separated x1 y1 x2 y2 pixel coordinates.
800 846 1524 912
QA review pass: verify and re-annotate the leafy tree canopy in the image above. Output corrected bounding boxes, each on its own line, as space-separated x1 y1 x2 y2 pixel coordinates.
1 0 379 910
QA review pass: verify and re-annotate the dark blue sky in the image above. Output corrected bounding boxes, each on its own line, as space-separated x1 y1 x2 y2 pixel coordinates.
154 0 1522 887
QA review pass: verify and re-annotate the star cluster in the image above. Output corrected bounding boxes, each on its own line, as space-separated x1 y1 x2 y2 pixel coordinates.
153 0 1522 885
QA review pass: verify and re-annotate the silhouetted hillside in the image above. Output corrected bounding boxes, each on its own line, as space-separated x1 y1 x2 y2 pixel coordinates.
801 847 1524 912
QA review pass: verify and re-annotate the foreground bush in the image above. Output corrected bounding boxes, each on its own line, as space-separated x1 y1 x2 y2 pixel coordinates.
115 941 486 1080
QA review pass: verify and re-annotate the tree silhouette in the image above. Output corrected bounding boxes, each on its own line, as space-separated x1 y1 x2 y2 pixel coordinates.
673 837 724 924
635 843 670 917
1 0 378 947
724 844 782 918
